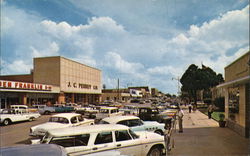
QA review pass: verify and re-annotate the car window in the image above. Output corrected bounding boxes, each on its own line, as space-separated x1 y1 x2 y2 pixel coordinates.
129 130 139 139
115 130 132 142
94 132 113 144
49 117 69 124
71 117 78 124
99 120 110 124
50 134 90 147
78 115 84 122
117 120 129 126
128 119 143 127
100 109 109 113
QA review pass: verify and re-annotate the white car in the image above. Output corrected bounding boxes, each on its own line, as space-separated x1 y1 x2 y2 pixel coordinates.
100 115 165 135
0 109 41 126
35 124 166 156
30 113 94 137
95 107 123 119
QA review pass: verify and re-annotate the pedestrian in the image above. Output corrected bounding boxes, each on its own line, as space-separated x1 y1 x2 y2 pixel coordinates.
207 104 213 119
188 103 192 113
178 107 184 133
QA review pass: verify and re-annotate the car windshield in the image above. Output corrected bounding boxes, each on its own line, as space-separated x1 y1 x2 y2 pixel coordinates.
100 109 109 113
0 109 15 114
49 117 69 124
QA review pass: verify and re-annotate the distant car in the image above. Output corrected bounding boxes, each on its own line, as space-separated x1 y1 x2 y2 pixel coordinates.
95 107 123 120
100 115 165 135
0 109 41 126
0 144 67 156
30 113 94 137
35 124 166 156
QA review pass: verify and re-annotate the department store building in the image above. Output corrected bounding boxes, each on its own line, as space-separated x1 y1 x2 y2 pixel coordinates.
0 56 102 108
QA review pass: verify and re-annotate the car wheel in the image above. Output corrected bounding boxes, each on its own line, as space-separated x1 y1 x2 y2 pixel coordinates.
29 117 35 121
154 130 163 135
44 111 50 115
3 119 11 126
147 146 162 156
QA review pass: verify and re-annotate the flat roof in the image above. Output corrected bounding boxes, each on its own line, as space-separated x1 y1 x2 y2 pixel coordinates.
225 51 250 69
34 56 102 72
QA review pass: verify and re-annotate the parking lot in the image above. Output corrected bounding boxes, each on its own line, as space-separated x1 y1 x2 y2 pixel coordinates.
0 115 51 147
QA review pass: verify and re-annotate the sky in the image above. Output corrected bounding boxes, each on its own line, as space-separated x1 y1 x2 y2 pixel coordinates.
0 0 249 94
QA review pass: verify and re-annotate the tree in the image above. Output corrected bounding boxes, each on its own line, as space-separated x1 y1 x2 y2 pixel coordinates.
180 64 224 105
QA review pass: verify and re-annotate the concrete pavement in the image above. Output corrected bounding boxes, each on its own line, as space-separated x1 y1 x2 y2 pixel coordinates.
168 107 250 156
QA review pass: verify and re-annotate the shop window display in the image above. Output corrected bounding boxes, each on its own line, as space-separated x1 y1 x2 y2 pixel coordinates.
228 87 239 120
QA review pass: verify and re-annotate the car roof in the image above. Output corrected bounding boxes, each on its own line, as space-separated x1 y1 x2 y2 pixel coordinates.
102 115 139 123
48 124 129 137
101 107 118 109
1 144 67 156
52 113 81 118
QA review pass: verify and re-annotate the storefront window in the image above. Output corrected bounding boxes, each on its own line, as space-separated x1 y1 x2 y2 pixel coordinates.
228 87 239 118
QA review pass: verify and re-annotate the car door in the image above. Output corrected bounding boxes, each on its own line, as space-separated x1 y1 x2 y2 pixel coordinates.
91 131 115 153
114 130 142 156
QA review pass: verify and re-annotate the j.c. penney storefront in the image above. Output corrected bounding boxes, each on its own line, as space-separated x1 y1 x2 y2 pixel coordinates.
0 56 102 108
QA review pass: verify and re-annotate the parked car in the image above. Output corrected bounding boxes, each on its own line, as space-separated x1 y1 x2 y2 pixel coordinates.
10 105 38 113
0 144 67 156
54 104 74 113
30 113 94 137
0 109 41 126
95 107 123 120
119 105 138 115
32 104 56 115
100 115 165 135
34 124 166 156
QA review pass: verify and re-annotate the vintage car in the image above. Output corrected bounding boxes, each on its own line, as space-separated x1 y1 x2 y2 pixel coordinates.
0 109 41 126
35 124 166 156
100 115 165 135
0 144 67 156
119 105 138 115
30 113 94 137
95 107 123 120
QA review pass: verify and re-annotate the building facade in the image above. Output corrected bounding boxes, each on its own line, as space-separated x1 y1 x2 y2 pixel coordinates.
101 89 130 102
217 51 250 138
0 56 102 108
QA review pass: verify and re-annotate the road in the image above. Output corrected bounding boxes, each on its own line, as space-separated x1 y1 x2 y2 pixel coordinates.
0 115 51 147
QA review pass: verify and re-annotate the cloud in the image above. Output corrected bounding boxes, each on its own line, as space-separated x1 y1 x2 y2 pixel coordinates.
1 1 249 94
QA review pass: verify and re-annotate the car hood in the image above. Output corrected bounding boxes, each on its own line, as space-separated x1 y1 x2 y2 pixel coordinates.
143 121 164 126
135 131 164 143
32 122 70 131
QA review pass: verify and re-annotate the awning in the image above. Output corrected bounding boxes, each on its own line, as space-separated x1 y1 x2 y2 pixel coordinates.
217 75 250 88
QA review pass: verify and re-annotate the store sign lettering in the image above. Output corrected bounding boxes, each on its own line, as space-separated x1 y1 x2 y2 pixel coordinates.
67 82 98 90
0 80 52 91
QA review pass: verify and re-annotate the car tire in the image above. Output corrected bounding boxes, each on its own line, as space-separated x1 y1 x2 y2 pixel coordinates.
44 111 50 115
147 146 162 156
3 119 11 126
29 117 35 121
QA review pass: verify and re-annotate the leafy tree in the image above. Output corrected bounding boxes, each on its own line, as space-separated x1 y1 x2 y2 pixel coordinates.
180 64 224 105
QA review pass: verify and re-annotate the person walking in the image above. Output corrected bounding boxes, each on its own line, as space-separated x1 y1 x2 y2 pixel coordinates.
188 103 192 113
178 107 184 133
207 104 213 119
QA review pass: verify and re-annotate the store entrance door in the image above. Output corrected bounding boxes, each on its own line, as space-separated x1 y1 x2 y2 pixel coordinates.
0 98 7 109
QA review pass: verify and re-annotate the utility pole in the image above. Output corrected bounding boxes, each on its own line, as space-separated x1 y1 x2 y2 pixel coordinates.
172 76 181 96
117 78 120 102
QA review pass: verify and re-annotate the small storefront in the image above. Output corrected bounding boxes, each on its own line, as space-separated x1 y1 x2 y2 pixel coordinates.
217 51 250 138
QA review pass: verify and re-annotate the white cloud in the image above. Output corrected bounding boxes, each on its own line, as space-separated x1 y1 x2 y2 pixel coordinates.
104 52 144 74
3 60 32 74
1 2 249 94
31 42 60 58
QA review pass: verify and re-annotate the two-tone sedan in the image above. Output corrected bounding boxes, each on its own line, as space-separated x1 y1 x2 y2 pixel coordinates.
30 113 94 137
34 124 166 156
100 115 165 135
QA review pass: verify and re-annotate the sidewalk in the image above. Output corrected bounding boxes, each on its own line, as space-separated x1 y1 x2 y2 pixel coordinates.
168 107 250 156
